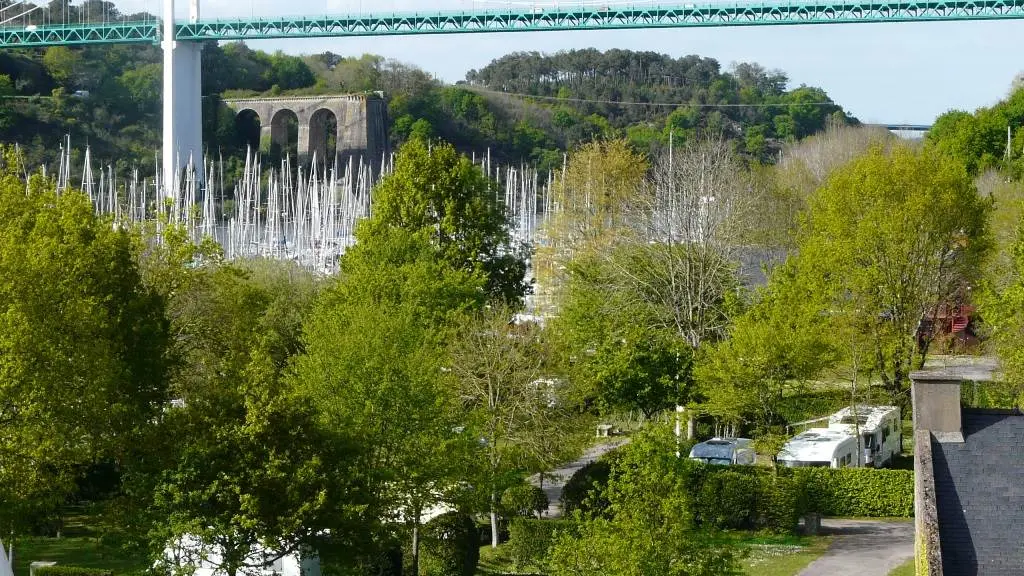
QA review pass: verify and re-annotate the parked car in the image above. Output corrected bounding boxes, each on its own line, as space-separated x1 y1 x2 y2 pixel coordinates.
688 437 755 466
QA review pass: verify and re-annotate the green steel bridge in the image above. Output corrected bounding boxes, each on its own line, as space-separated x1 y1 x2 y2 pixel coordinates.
2 0 1024 47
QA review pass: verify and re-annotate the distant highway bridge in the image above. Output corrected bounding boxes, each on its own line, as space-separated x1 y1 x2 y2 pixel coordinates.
0 0 996 188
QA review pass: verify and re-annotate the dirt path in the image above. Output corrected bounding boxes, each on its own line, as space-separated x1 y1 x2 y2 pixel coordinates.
528 437 631 518
798 518 914 576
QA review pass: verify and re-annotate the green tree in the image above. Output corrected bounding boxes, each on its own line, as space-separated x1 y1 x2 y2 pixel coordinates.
791 145 991 406
546 426 739 576
148 261 364 576
291 227 482 573
365 137 529 304
450 307 555 548
42 46 83 87
0 155 169 534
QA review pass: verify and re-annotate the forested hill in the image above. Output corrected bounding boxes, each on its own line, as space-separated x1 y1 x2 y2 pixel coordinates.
463 50 853 162
0 26 854 176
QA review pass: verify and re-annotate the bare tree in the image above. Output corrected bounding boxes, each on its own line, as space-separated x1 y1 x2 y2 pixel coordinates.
450 307 551 548
607 134 752 350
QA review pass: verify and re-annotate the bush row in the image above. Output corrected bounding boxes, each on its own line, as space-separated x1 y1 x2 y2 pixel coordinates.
35 568 113 576
691 466 913 530
561 457 914 531
796 467 914 518
507 519 578 570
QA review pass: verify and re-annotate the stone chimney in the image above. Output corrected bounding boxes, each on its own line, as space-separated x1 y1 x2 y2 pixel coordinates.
910 358 999 444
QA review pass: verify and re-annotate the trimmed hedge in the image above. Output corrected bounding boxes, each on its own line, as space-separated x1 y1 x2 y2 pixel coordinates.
421 512 480 576
35 568 113 576
672 462 913 533
502 484 549 518
508 518 577 570
560 460 611 516
795 467 914 518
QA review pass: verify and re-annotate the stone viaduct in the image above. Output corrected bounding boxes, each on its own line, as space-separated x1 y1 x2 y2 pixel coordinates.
222 93 388 175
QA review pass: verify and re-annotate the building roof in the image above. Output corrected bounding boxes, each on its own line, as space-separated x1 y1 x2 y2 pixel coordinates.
827 405 899 435
932 409 1024 575
778 428 855 463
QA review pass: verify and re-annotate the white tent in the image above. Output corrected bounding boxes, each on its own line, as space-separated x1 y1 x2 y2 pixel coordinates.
0 540 13 576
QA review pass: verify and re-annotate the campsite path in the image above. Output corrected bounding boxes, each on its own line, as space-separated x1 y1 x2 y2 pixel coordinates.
528 437 631 518
798 518 915 576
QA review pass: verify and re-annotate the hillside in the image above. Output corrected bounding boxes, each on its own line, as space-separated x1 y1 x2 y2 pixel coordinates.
0 15 855 177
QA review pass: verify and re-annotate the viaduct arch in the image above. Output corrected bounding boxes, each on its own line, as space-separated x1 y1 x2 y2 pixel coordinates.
223 94 388 176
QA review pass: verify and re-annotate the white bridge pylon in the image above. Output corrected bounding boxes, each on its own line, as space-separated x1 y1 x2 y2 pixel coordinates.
162 0 204 197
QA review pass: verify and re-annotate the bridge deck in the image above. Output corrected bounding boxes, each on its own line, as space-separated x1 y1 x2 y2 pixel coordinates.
0 0 1023 47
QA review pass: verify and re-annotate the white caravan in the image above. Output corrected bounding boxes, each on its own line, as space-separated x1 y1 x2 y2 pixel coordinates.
688 438 756 466
777 428 861 469
827 405 901 468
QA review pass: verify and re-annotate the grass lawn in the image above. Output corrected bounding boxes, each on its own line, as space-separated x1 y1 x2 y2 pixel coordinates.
12 537 147 576
735 534 832 576
12 508 147 576
476 533 832 576
888 558 916 576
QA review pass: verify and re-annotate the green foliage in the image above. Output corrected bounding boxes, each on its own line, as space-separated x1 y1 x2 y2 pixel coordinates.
147 259 364 576
0 153 169 534
783 144 990 407
507 519 576 570
795 468 914 518
365 137 529 304
291 226 480 568
34 567 112 576
548 426 740 576
501 484 549 519
560 460 612 518
421 512 480 576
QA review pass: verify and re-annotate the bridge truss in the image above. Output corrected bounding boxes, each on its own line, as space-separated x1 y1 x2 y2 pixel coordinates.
0 0 1023 47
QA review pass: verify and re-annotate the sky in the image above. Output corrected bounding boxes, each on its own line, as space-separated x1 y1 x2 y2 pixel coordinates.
114 0 1024 125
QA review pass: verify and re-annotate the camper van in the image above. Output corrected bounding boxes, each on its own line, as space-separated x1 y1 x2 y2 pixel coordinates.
777 428 860 469
827 405 901 468
689 437 755 466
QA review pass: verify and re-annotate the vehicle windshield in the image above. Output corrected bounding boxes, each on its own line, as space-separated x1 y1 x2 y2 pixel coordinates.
692 457 732 465
779 460 830 468
689 442 734 461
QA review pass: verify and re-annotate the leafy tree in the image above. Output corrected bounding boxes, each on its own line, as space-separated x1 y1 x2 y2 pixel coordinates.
697 264 838 432
0 153 168 534
546 426 739 576
450 307 555 548
365 137 529 304
791 145 991 406
291 226 482 573
147 260 364 576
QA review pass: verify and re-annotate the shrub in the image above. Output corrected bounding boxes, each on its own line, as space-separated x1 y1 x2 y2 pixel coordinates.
560 460 611 516
35 568 113 576
796 467 914 518
421 512 480 576
502 484 549 518
695 470 758 530
508 518 577 570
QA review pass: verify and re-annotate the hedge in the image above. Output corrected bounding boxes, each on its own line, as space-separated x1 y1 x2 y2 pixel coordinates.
421 512 480 576
508 519 578 570
35 568 113 576
560 459 612 516
794 468 914 518
502 484 549 518
676 463 913 533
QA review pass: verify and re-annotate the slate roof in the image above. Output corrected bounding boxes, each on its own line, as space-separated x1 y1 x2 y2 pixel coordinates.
932 409 1024 575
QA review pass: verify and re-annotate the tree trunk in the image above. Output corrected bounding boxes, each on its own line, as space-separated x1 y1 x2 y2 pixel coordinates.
490 491 500 548
411 520 420 576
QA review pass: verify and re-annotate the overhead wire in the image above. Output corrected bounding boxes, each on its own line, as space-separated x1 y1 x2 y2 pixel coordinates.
466 85 842 108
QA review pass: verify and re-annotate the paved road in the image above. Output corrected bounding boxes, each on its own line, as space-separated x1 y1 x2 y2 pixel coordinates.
528 437 631 518
798 518 914 576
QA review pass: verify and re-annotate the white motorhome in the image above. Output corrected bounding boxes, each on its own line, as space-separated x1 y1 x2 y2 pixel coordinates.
777 428 860 469
827 405 901 468
688 437 755 466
